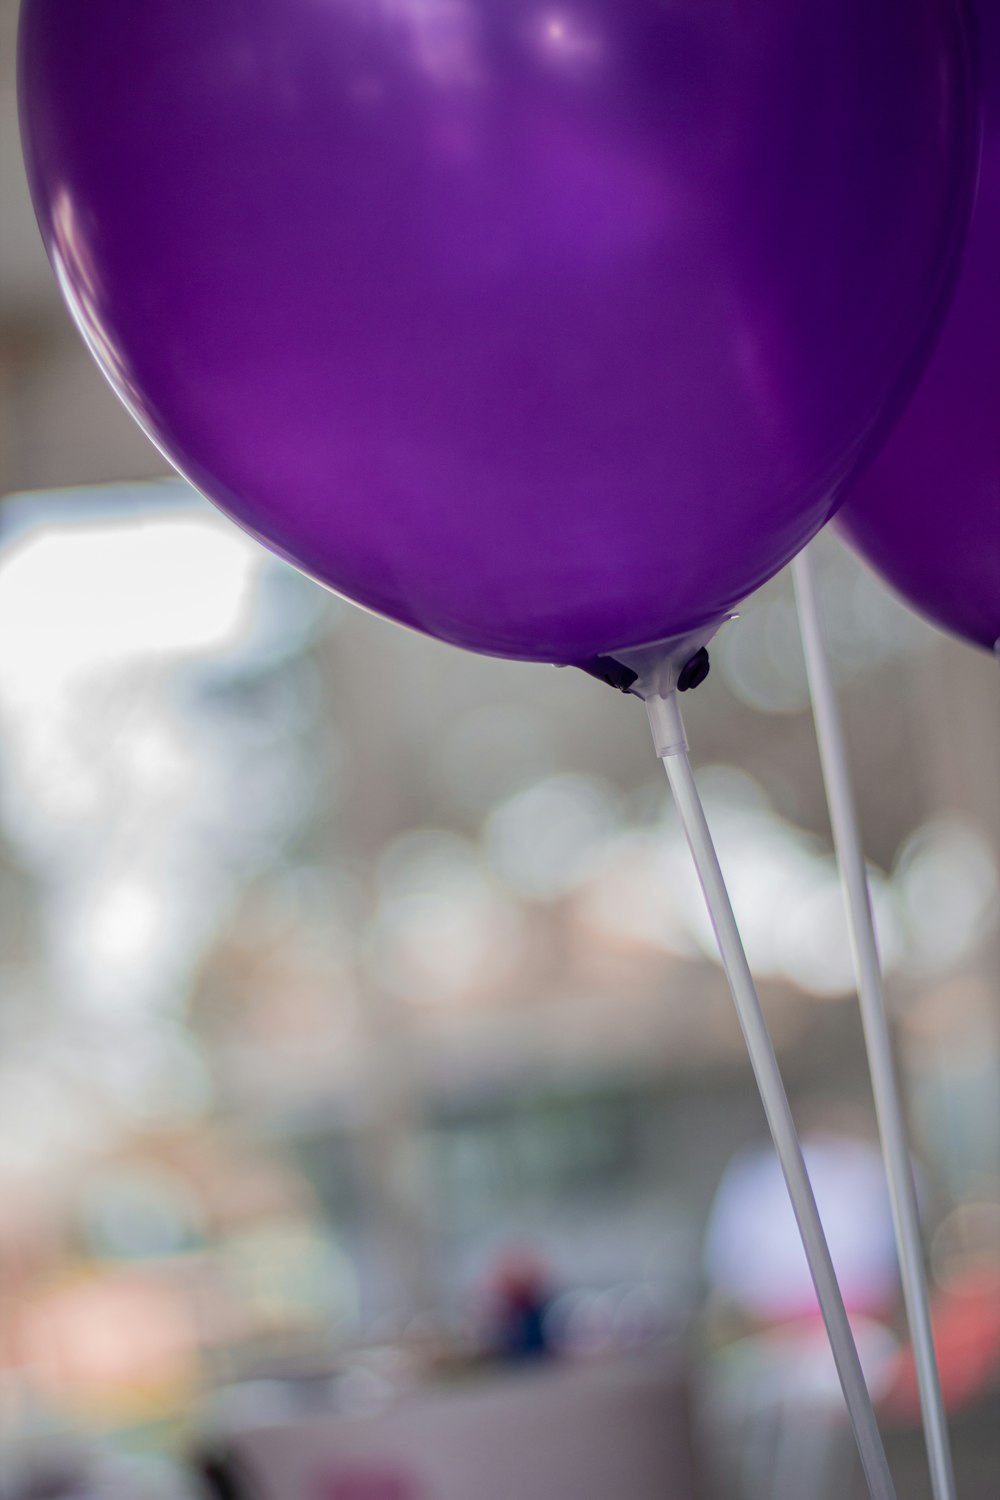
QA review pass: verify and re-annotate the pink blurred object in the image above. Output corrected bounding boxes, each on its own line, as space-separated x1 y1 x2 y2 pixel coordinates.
319 1470 417 1500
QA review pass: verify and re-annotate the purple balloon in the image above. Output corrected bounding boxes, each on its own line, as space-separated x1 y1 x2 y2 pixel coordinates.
19 0 976 664
837 8 1000 655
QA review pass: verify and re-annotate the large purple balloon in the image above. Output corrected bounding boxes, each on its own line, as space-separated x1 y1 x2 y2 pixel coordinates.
19 0 976 664
837 8 1000 655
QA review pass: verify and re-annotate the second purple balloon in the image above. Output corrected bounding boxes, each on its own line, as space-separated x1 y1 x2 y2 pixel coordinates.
837 0 1000 655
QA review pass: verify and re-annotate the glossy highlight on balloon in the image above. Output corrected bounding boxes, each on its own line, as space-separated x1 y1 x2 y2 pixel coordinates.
837 5 1000 655
19 0 977 663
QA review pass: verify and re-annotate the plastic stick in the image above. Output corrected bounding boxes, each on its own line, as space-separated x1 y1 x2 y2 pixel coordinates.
793 545 955 1500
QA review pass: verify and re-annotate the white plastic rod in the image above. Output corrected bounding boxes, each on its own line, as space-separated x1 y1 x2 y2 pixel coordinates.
649 692 897 1500
793 545 956 1500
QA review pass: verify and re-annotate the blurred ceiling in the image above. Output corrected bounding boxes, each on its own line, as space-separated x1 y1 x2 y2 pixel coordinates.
0 0 169 494
0 0 52 322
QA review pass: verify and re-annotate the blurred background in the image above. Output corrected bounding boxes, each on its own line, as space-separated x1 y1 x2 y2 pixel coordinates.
1 5 999 1498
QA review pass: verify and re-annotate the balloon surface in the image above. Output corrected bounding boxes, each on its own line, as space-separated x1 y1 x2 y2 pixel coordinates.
837 6 1000 654
19 0 976 663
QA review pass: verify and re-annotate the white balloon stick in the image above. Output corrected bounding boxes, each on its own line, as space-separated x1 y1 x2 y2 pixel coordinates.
621 647 897 1500
792 545 956 1500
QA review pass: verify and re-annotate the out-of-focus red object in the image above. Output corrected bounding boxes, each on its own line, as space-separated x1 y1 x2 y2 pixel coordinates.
491 1253 549 1312
881 1270 1000 1418
486 1251 553 1361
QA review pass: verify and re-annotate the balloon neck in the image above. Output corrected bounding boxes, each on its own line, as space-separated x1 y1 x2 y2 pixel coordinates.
572 619 731 756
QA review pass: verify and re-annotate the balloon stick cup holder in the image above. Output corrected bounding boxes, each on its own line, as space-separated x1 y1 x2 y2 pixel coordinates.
574 623 898 1500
